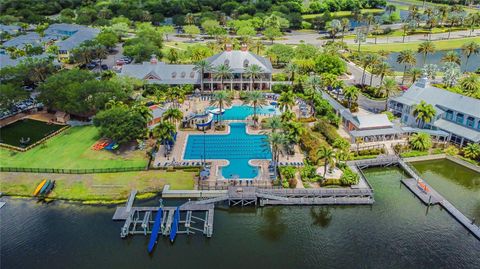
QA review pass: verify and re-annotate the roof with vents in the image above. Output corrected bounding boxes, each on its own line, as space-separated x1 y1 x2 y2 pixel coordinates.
205 50 273 73
120 61 200 84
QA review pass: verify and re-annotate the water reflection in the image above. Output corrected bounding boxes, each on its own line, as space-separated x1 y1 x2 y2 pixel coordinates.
310 207 332 228
259 207 286 241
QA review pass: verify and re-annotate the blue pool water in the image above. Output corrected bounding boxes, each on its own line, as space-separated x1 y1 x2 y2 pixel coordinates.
207 105 279 120
183 123 272 179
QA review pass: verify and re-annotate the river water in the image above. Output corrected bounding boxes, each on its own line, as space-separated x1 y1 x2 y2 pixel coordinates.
1 160 479 269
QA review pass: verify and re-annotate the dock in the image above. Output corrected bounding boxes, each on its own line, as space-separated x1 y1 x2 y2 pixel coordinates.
0 202 5 209
352 155 480 240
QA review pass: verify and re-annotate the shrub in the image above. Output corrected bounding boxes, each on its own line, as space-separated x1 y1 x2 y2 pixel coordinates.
444 145 460 156
312 119 341 144
400 150 429 158
300 165 320 182
339 167 359 186
272 84 292 94
272 73 288 81
299 129 330 161
279 166 296 180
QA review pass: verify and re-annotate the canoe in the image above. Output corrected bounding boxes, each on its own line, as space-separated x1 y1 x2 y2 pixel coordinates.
147 208 163 253
39 180 51 195
169 207 180 243
33 179 47 196
44 180 55 195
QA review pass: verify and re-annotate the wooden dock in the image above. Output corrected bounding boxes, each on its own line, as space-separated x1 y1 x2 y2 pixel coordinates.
401 178 443 205
261 197 373 206
440 200 480 239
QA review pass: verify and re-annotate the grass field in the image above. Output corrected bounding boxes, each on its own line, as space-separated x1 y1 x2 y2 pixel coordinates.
0 170 196 202
0 126 148 169
354 37 480 52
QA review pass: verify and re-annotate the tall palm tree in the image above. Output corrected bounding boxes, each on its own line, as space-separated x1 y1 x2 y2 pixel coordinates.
193 60 213 93
244 64 264 91
244 91 267 126
343 86 360 109
278 91 295 112
397 50 417 85
133 104 153 123
406 67 423 83
284 62 299 85
367 54 381 86
251 40 265 55
401 23 410 43
417 41 436 65
441 51 461 65
327 19 342 41
413 100 436 128
409 132 432 151
461 41 480 72
153 121 176 152
380 78 398 111
210 90 232 127
213 64 233 90
316 146 336 181
340 18 350 42
363 13 375 36
162 108 183 124
264 132 287 182
373 62 393 85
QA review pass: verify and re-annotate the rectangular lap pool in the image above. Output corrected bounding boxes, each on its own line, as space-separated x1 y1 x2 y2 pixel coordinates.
183 123 271 179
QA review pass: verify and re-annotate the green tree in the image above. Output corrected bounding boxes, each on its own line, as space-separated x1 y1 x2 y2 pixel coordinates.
463 143 480 160
213 64 233 90
409 132 432 151
316 146 336 181
96 30 118 49
153 120 177 150
184 25 200 41
326 19 342 41
417 41 436 65
210 90 232 126
244 91 267 126
461 41 480 72
93 105 147 144
380 78 398 110
441 51 461 65
343 86 360 109
460 73 480 97
354 28 366 52
244 64 264 91
413 100 436 128
0 83 27 110
284 62 299 84
193 60 213 93
397 50 417 85
264 132 288 182
278 90 296 112
373 62 393 85
264 26 282 44
406 67 423 84
162 107 183 124
265 116 283 133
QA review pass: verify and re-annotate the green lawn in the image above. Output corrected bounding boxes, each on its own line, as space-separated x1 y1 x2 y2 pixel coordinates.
0 170 196 202
0 126 148 169
302 9 384 19
354 37 480 52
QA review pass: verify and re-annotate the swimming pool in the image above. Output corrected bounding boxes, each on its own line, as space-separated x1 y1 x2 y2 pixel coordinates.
183 123 271 179
207 105 279 120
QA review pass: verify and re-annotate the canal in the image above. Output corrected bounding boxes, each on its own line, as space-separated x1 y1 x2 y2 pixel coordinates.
1 162 479 269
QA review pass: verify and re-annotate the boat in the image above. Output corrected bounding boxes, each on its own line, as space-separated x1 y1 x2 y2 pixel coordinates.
33 179 47 196
44 180 55 195
147 208 163 253
169 207 180 243
39 180 51 195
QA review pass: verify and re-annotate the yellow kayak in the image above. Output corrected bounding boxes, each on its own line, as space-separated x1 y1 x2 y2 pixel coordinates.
33 179 47 196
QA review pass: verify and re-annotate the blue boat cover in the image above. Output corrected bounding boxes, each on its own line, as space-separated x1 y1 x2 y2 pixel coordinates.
147 208 163 253
169 207 180 243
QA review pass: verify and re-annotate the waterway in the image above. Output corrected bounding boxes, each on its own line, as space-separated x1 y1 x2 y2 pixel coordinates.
1 164 479 268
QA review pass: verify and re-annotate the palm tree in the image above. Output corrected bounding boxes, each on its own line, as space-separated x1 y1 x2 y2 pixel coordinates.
363 13 375 36
417 41 436 65
372 23 381 44
210 90 232 127
463 143 480 160
367 54 381 86
281 110 296 123
397 50 417 85
193 60 213 93
442 62 461 87
278 91 295 112
406 68 423 84
461 41 480 72
409 132 432 151
340 18 350 42
459 74 480 97
343 86 360 109
358 53 371 85
166 86 186 108
354 28 366 52
284 62 299 85
162 108 183 124
466 12 480 37
327 19 342 41
213 64 233 90
244 64 264 91
401 23 410 43
153 121 176 153
316 146 336 181
264 132 287 182
244 91 268 126
265 116 283 133
413 100 436 128
373 62 393 85
185 13 195 25
133 104 153 123
380 78 398 111
441 51 461 65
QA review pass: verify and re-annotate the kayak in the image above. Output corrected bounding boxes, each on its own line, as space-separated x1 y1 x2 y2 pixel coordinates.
39 180 51 195
44 180 55 195
33 179 47 196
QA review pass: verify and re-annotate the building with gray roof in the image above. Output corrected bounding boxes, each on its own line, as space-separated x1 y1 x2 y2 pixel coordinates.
0 24 21 35
120 45 273 90
389 78 480 146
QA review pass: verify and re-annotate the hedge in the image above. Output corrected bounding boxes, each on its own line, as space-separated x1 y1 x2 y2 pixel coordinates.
312 119 341 144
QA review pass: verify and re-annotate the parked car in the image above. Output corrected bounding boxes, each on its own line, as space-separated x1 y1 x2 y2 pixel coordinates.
86 63 97 70
121 57 132 64
101 64 109 70
115 59 125 65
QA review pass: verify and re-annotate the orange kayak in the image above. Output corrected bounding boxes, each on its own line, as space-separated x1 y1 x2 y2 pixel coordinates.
33 179 47 196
